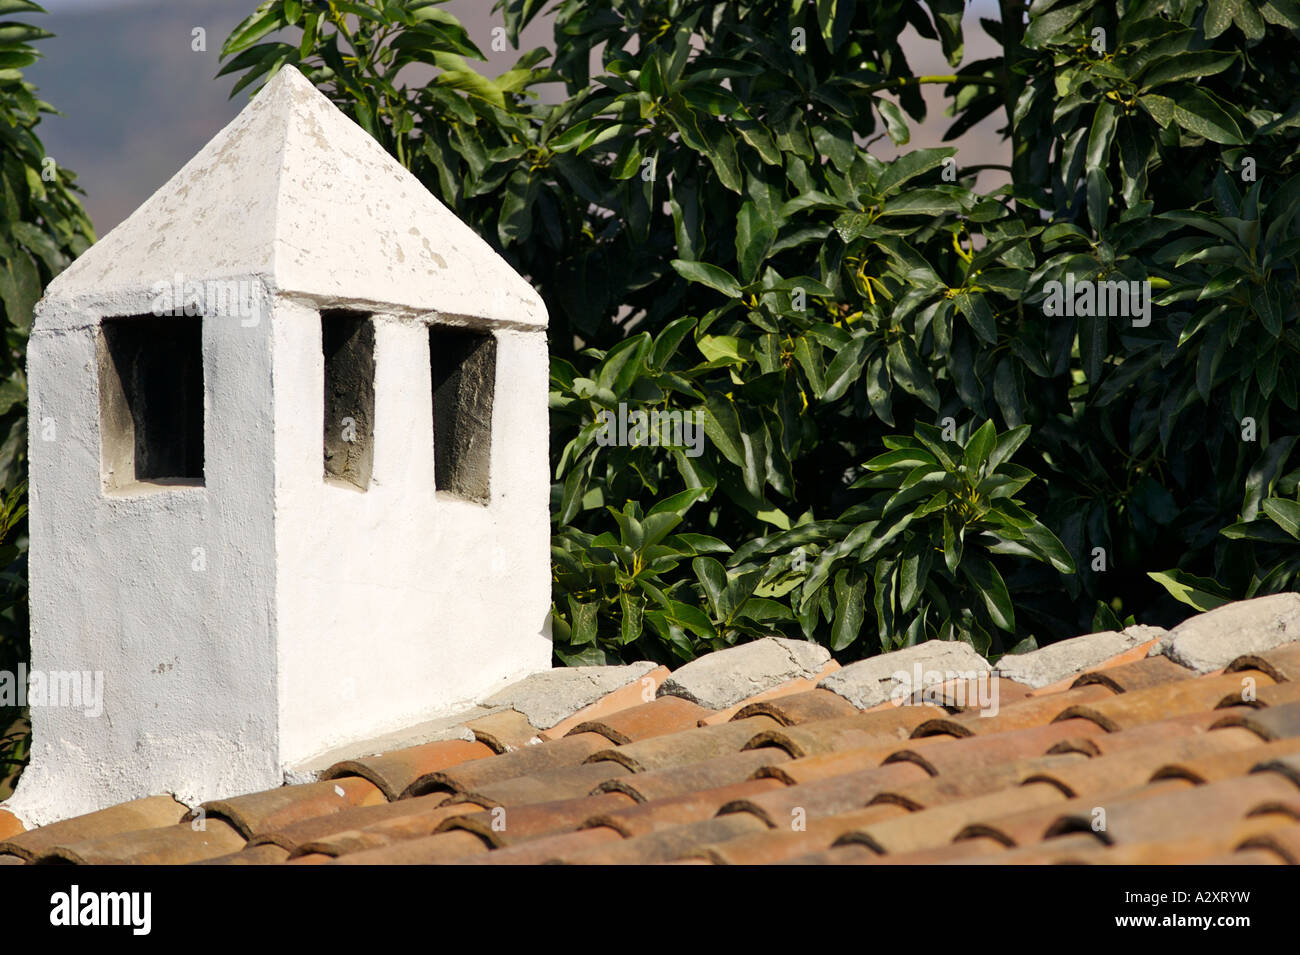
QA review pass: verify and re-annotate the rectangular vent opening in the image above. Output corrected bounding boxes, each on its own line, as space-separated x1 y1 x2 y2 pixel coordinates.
430 326 495 504
322 310 375 490
99 315 204 489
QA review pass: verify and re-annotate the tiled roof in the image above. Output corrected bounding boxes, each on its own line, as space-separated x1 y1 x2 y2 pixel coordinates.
5 596 1300 865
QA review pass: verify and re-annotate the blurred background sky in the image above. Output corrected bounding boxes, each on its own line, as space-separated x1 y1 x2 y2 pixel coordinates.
29 0 1006 236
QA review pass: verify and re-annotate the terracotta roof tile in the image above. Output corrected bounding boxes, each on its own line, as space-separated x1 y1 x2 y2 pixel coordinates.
955 778 1192 847
1044 773 1300 844
843 781 1076 855
540 666 671 740
451 826 624 864
587 716 780 772
595 748 789 803
1025 729 1268 797
1150 738 1300 784
329 829 493 864
249 792 452 853
1210 700 1300 741
0 795 187 862
13 625 1300 867
202 777 385 839
1069 654 1195 693
553 815 770 864
731 688 859 726
195 843 291 865
464 710 543 752
1053 670 1274 732
296 798 486 857
405 731 609 796
444 760 623 808
696 661 842 724
581 779 783 837
1227 643 1300 683
434 792 634 848
0 810 23 841
719 761 929 826
324 738 494 800
931 684 1113 736
1237 821 1300 863
565 695 711 743
744 705 944 758
43 818 246 865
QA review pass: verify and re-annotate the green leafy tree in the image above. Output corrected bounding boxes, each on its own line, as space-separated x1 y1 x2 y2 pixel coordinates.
0 1 95 787
222 0 1300 666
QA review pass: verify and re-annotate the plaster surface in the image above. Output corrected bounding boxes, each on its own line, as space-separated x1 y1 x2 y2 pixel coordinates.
10 66 552 825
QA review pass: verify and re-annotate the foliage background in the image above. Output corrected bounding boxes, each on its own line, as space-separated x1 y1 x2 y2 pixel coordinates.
0 0 96 791
212 0 1300 669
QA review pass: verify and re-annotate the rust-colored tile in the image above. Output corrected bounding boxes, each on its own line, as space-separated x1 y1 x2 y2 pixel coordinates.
566 696 711 744
596 748 789 803
839 780 1070 855
541 665 672 740
451 760 625 807
1048 710 1233 757
957 779 1190 847
0 810 24 841
1025 639 1165 697
873 754 1088 811
1211 700 1300 741
297 799 485 857
1151 738 1300 784
1237 822 1300 863
1199 848 1286 864
694 806 907 864
1054 670 1275 732
1046 773 1300 844
698 661 842 725
1257 751 1300 787
582 779 784 838
1217 681 1300 709
779 844 882 865
42 819 246 865
250 792 451 853
453 826 624 864
897 719 1107 776
1226 642 1300 683
1028 729 1268 797
747 705 944 758
1068 654 1195 694
898 676 1035 712
559 815 769 864
405 732 608 797
852 837 1013 865
1 795 187 862
1073 815 1300 864
325 738 494 800
940 833 1108 865
464 710 541 752
932 685 1113 736
720 761 929 826
194 843 291 865
284 853 333 865
202 777 385 839
732 688 859 727
331 829 492 864
435 792 634 847
757 735 955 786
588 717 779 772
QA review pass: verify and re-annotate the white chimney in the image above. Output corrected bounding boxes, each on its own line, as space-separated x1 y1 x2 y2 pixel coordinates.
8 66 552 826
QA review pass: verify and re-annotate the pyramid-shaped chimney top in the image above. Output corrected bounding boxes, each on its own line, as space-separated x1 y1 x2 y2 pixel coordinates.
43 66 545 327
